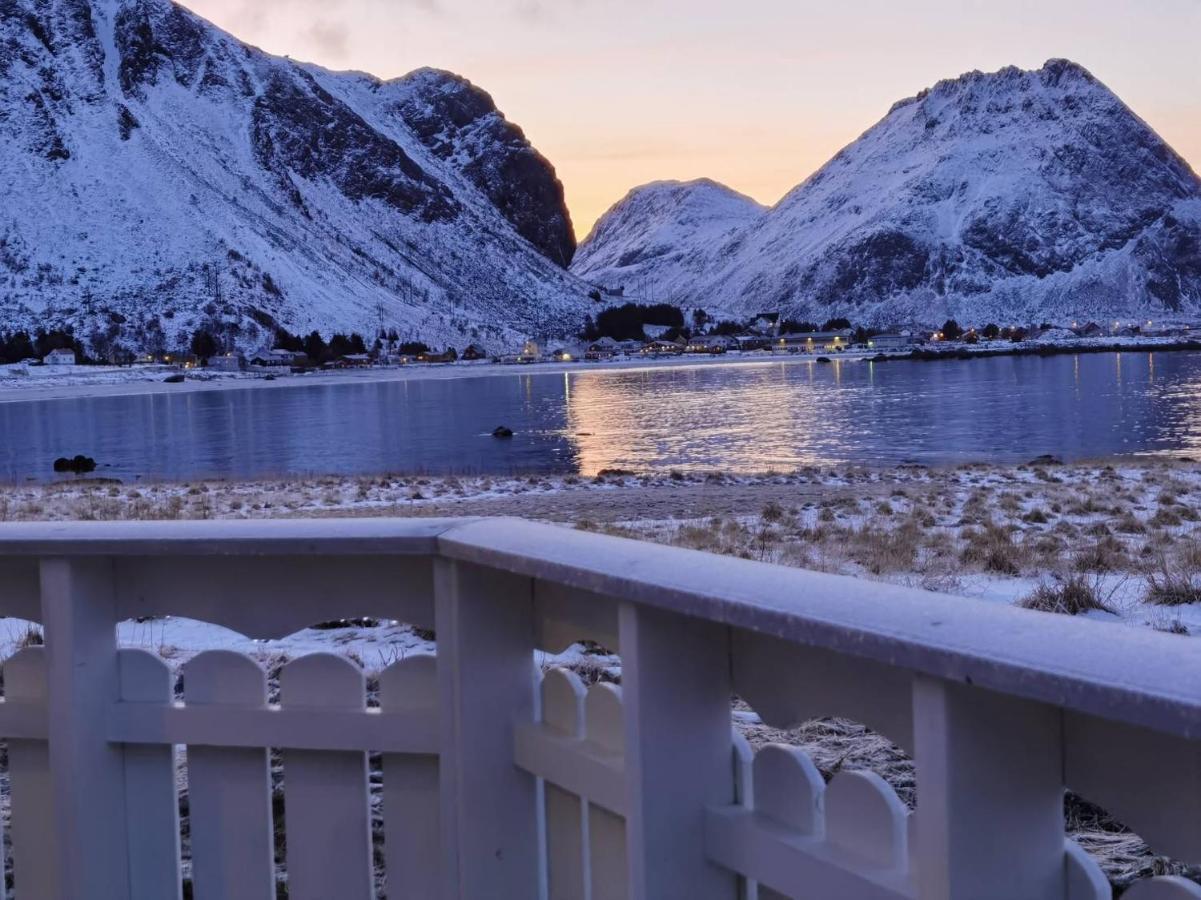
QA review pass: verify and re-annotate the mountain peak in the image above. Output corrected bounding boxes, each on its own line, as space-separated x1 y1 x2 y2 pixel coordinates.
575 60 1201 324
573 178 766 284
887 58 1104 118
383 66 577 265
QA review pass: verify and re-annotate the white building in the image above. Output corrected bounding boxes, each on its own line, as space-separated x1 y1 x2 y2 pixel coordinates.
869 333 917 352
254 349 307 367
208 353 245 372
777 330 853 352
686 334 736 354
585 337 618 360
44 348 76 366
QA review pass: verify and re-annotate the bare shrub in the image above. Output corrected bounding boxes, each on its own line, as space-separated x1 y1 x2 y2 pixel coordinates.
1115 512 1147 534
761 501 786 524
1022 508 1050 524
1020 575 1116 616
1074 535 1127 573
850 519 921 575
960 522 1023 575
1145 554 1201 606
1150 506 1183 529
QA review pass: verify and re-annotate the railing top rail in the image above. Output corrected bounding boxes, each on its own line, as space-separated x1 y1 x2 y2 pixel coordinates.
0 517 475 557
440 518 1201 739
0 517 1198 737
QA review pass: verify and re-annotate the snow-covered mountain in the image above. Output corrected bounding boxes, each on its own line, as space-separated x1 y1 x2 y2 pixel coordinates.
574 60 1201 326
0 0 589 355
572 179 765 300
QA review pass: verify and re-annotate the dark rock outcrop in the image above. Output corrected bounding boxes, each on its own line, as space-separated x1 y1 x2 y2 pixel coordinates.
391 69 576 266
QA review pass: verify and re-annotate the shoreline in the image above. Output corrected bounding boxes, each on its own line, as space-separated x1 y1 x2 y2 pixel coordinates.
1 335 1198 405
0 351 864 405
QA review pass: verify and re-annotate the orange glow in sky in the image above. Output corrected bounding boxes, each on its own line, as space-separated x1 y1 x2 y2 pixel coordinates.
184 0 1201 241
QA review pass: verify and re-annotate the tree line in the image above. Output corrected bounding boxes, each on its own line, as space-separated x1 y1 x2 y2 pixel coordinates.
0 329 88 365
580 304 863 343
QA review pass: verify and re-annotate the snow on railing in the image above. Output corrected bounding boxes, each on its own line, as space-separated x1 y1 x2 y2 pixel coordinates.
0 517 1200 899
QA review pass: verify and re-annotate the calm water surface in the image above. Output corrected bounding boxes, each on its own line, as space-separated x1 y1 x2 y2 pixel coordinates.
4 352 1201 482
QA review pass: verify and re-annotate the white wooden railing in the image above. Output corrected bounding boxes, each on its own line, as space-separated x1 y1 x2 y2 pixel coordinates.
0 517 1199 899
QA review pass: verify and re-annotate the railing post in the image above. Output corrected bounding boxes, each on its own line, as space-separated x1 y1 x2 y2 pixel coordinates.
434 559 540 899
619 603 737 900
912 676 1064 900
39 558 132 900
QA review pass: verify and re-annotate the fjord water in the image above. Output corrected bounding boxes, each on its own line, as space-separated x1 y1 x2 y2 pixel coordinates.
4 352 1201 483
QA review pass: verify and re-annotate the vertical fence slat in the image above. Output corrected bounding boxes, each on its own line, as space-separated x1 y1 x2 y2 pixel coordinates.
586 683 627 900
281 654 374 900
754 744 824 900
40 558 132 900
435 559 540 899
542 668 588 900
118 649 183 900
382 654 441 899
913 675 1064 900
619 603 737 900
5 646 57 899
185 651 275 900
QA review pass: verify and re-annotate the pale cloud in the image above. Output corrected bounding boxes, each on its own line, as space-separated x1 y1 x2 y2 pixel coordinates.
303 19 352 61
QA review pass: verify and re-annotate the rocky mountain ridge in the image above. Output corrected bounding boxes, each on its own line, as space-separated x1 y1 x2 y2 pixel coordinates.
0 0 586 355
574 60 1201 327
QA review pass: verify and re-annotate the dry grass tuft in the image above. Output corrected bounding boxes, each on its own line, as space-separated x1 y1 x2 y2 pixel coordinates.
1020 575 1116 616
960 522 1024 575
1145 554 1201 607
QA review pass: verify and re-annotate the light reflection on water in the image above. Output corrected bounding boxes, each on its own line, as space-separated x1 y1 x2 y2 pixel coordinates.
3 352 1201 483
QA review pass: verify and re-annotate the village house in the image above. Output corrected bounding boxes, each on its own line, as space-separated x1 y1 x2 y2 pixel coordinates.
43 348 76 366
585 337 618 360
749 312 781 336
640 338 686 356
616 339 644 355
734 334 775 351
461 344 487 361
868 333 918 352
416 349 458 364
208 352 245 372
253 348 308 367
777 330 854 352
519 340 542 363
686 334 736 354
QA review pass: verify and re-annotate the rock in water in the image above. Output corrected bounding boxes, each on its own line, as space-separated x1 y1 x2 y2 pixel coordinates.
492 426 514 438
53 455 97 474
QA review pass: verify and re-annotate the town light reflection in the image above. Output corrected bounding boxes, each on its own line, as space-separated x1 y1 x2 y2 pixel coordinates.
563 362 848 476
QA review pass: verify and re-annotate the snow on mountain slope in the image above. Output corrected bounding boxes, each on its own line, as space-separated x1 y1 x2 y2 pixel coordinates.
574 60 1201 326
571 179 765 301
0 0 590 355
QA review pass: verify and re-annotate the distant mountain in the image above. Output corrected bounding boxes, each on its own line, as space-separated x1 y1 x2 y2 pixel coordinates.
571 179 765 297
574 60 1201 327
0 0 589 355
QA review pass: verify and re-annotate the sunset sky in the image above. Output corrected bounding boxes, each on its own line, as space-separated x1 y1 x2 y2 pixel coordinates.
186 0 1200 241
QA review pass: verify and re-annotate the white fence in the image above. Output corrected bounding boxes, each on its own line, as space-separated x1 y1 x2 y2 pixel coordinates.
0 517 1199 899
